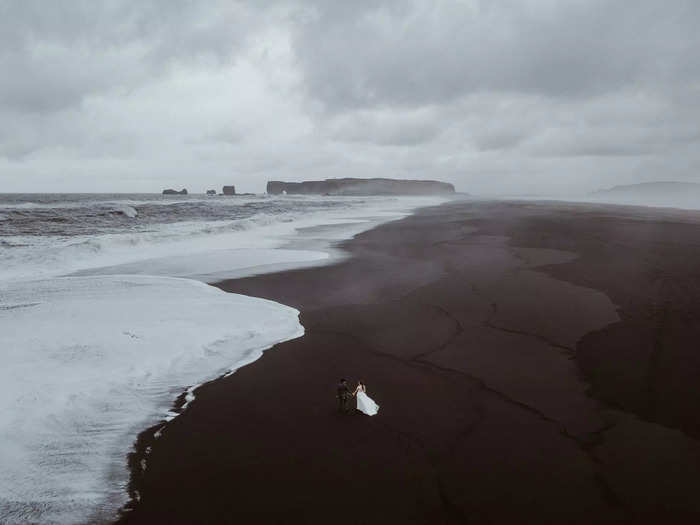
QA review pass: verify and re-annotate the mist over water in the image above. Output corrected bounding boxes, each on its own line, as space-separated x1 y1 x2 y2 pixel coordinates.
582 182 700 211
477 181 700 212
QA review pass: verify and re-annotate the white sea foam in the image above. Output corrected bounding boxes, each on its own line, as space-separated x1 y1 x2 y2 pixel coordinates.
113 204 138 218
0 275 303 524
76 247 330 281
0 201 46 209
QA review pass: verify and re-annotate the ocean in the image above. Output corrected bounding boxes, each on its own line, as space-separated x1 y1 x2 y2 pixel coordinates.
0 193 446 524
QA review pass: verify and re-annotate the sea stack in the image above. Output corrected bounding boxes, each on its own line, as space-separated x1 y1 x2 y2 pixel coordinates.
162 188 188 195
222 185 236 195
266 178 455 196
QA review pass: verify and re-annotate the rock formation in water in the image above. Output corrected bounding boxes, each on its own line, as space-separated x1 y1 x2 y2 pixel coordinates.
266 178 455 196
222 186 236 195
206 190 216 196
162 188 188 195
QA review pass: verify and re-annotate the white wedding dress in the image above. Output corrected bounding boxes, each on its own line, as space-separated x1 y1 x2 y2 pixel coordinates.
356 387 379 416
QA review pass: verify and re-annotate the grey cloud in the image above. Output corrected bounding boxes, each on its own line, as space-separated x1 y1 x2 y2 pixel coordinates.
292 0 700 110
2 0 700 195
0 1 264 115
192 127 247 146
325 107 442 146
473 130 525 152
0 1 283 163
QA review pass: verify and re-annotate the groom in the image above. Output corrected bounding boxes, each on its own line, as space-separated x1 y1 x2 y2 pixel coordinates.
336 378 351 413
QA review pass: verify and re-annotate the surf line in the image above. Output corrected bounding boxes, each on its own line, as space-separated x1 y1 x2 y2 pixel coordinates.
119 278 304 518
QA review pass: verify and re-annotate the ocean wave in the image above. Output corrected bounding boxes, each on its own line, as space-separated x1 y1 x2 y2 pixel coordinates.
0 214 296 281
0 202 45 210
0 239 29 248
0 195 268 211
111 204 138 218
0 196 448 282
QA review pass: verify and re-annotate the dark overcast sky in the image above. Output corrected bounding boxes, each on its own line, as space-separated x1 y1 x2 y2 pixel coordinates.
1 0 699 194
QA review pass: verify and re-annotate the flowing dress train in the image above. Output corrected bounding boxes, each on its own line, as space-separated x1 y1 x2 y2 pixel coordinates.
356 390 379 416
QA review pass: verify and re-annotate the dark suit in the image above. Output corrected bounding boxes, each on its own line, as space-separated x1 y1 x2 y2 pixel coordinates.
336 382 350 412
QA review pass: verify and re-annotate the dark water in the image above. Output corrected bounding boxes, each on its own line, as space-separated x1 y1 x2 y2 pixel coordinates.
0 193 358 237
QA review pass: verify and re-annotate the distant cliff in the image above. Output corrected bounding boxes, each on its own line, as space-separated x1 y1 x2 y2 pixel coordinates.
162 188 188 195
590 181 700 209
266 178 455 196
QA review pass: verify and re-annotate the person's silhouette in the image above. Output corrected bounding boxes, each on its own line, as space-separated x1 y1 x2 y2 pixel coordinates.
336 378 350 413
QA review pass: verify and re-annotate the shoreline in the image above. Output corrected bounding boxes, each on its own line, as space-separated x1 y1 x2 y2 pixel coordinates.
117 200 700 524
2 195 447 524
111 199 452 521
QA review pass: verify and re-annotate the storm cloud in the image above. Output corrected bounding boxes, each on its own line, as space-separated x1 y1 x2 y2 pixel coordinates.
1 0 699 194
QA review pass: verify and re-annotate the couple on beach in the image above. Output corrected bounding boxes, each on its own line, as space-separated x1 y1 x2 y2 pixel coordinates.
337 379 379 416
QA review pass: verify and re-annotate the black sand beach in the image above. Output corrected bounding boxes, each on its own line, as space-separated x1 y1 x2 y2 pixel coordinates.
118 200 700 524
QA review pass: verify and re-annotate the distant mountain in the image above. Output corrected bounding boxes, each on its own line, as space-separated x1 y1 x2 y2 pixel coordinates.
592 181 700 196
590 181 700 209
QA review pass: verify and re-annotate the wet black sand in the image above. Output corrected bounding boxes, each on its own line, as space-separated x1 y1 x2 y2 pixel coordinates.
117 200 700 524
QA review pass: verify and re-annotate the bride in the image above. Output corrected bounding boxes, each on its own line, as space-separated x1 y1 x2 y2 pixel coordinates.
353 381 379 416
